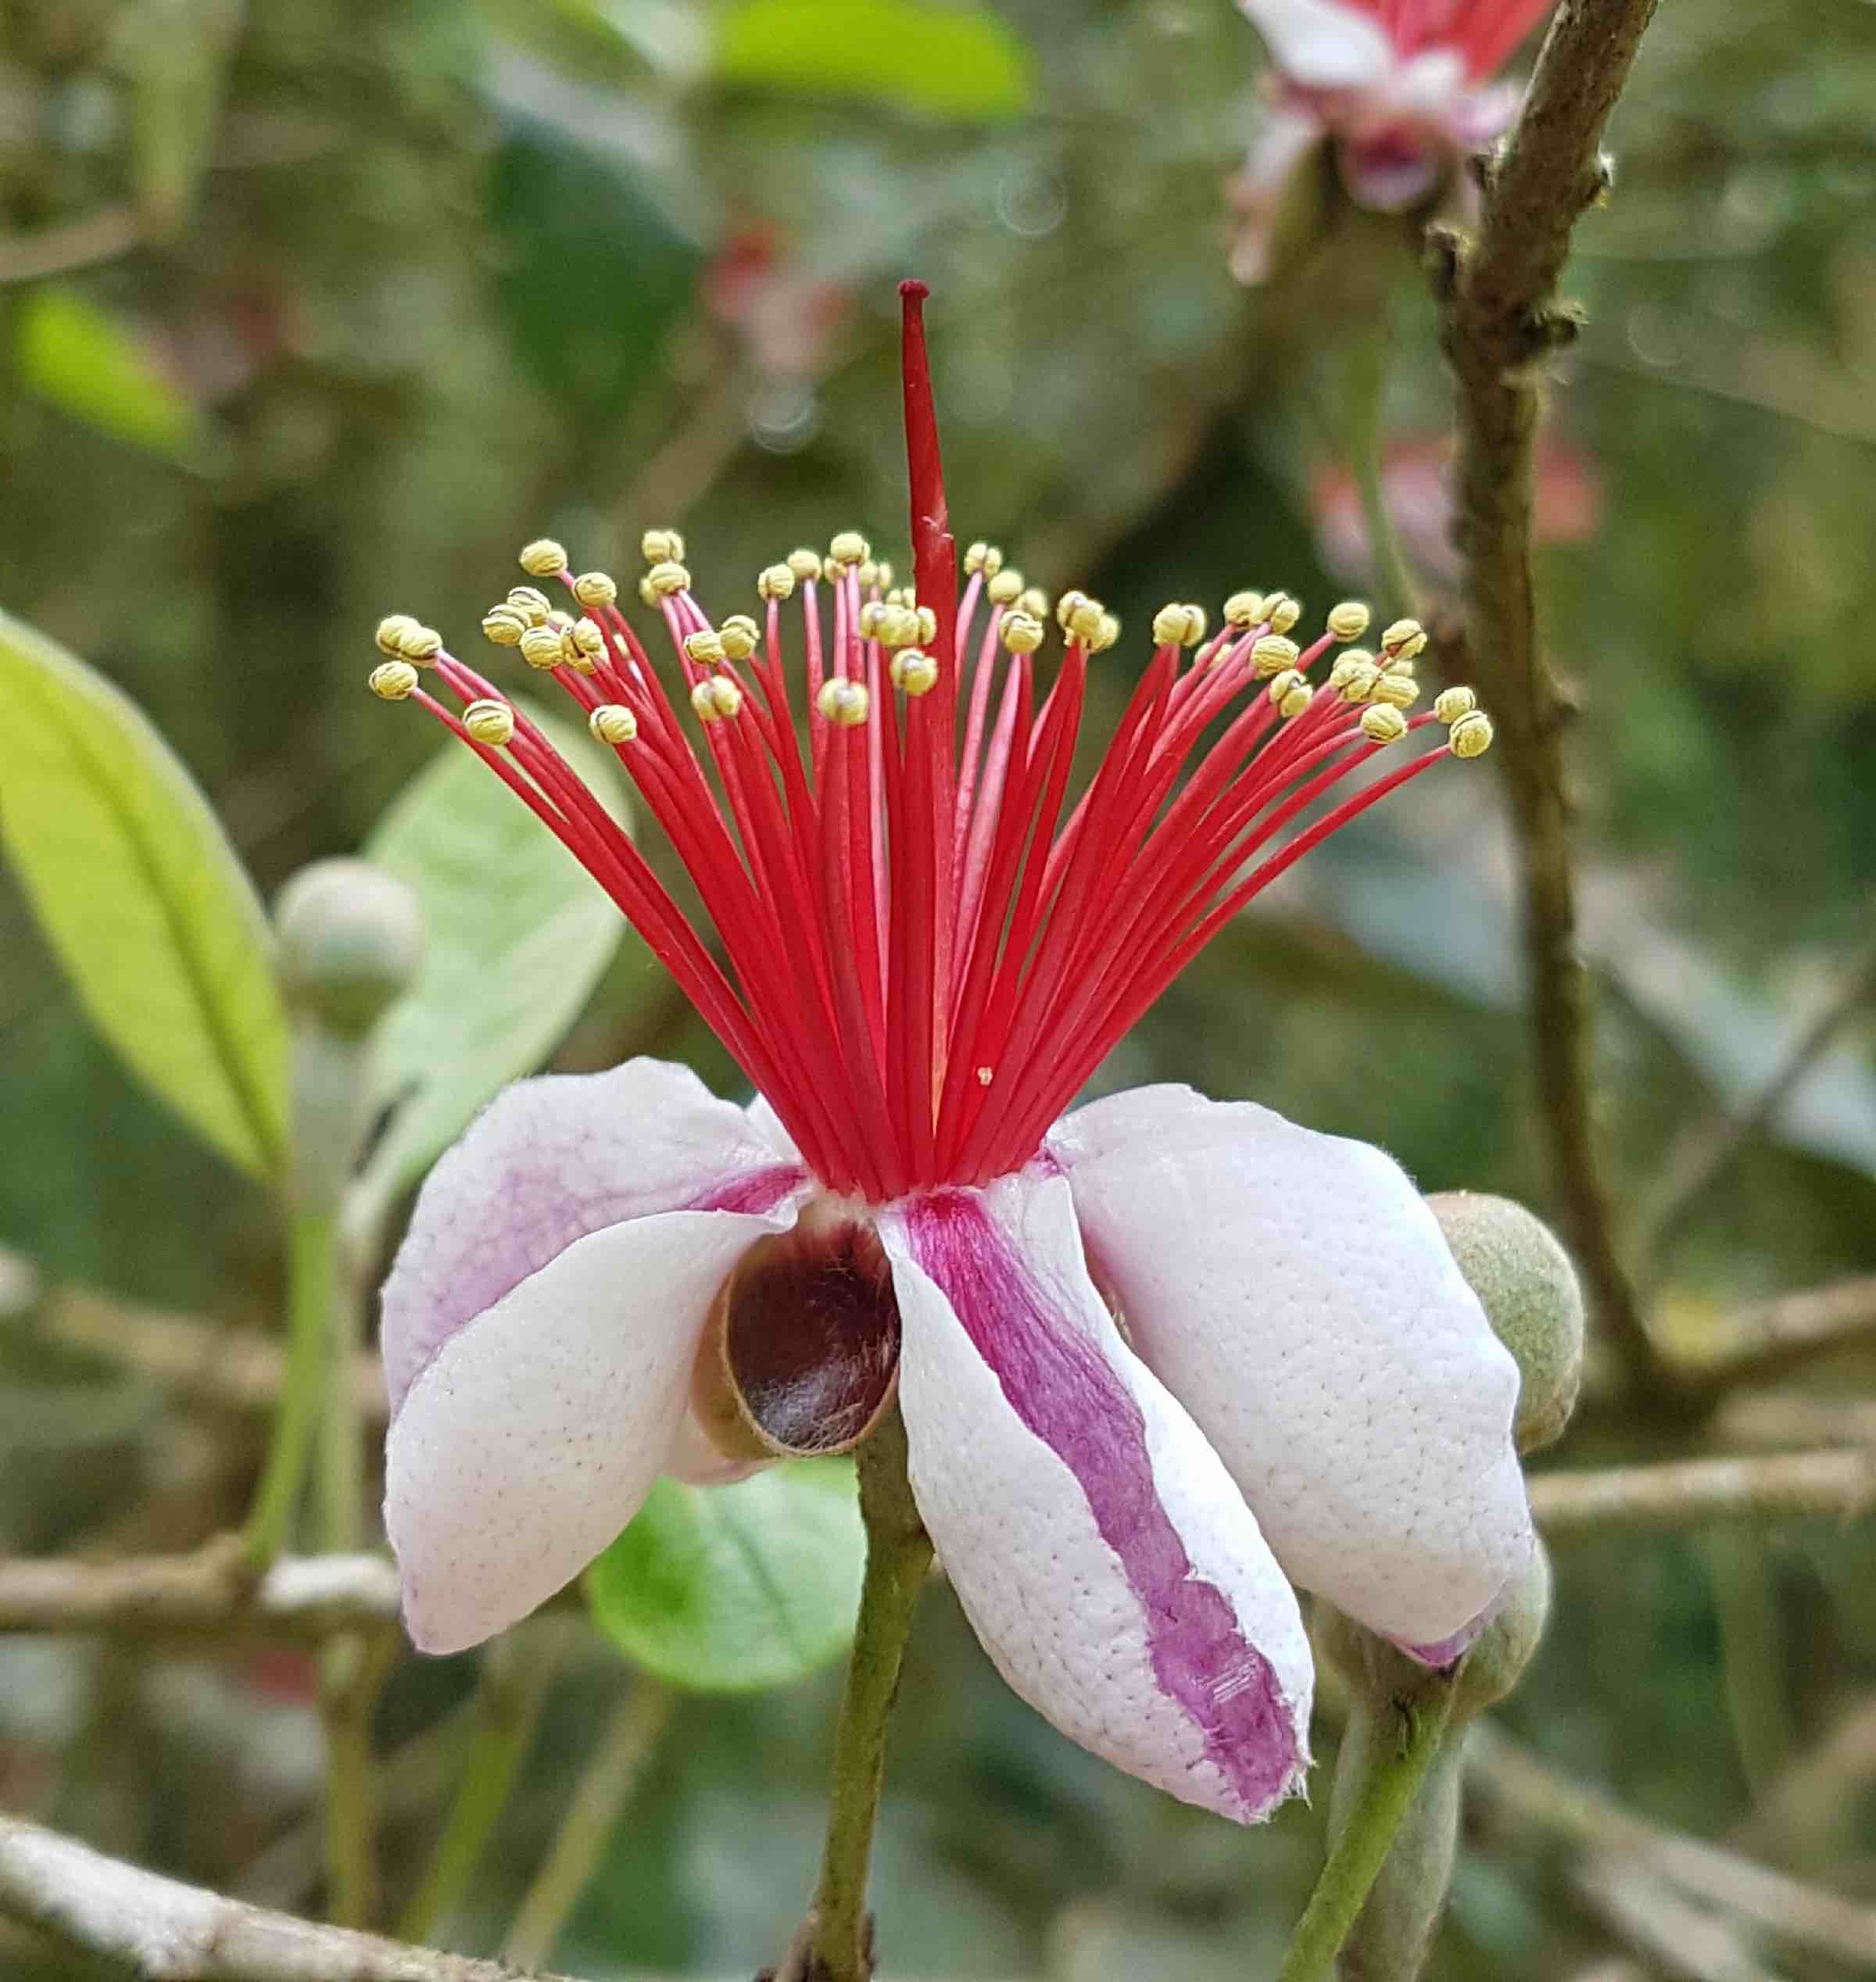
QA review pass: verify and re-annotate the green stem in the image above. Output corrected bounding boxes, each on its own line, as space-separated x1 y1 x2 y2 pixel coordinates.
807 1407 933 1982
243 1206 337 1565
1276 1683 1457 1982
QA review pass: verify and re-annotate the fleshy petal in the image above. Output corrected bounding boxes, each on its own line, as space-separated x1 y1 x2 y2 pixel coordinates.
879 1171 1312 1825
381 1057 807 1411
386 1200 800 1653
1050 1085 1531 1647
1238 0 1398 88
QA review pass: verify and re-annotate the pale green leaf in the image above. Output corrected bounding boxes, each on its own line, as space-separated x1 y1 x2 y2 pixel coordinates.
361 707 628 1197
714 0 1035 120
17 286 201 460
585 1464 865 1692
0 610 288 1179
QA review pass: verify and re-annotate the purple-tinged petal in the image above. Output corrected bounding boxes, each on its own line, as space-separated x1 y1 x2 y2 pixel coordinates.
1337 131 1444 211
1227 106 1331 285
1050 1086 1531 1649
879 1172 1312 1825
381 1057 807 1412
385 1199 799 1654
1238 0 1398 88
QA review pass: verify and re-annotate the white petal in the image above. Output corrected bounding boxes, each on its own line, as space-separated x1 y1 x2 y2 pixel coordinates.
879 1172 1312 1825
1050 1086 1530 1647
1226 107 1330 285
381 1057 807 1412
386 1201 798 1653
1238 0 1397 88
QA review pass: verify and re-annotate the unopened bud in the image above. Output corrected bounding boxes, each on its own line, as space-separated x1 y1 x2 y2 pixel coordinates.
1450 1543 1553 1719
274 859 424 1039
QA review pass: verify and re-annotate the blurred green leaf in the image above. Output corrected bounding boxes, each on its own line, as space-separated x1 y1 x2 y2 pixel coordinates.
16 287 200 460
0 611 288 1181
586 1464 865 1692
714 0 1035 121
360 707 628 1199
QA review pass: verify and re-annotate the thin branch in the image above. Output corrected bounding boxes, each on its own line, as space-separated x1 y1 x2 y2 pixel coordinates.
1437 0 1667 1401
1572 1862 1778 1982
0 1812 579 1982
1679 1274 1876 1401
1717 1388 1876 1451
1639 926 1876 1275
0 205 141 284
1466 1723 1876 1967
1531 1449 1876 1537
0 1537 401 1640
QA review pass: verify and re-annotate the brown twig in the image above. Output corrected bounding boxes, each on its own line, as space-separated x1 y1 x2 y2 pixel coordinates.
1530 1449 1876 1539
1678 1273 1876 1402
1437 0 1667 1402
0 1810 578 1982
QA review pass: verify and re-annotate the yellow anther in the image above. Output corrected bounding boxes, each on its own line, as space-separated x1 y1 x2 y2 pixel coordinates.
858 600 885 640
519 538 568 578
1251 633 1300 678
1339 661 1383 704
829 530 870 567
1001 610 1045 654
1152 603 1207 648
885 586 914 608
398 624 443 664
560 631 596 675
1373 671 1420 709
640 528 685 565
876 604 921 649
1055 588 1090 633
368 659 418 700
375 613 419 656
1223 590 1266 630
638 576 658 607
964 542 989 574
589 703 639 746
1380 616 1421 653
1360 703 1408 744
1064 595 1106 644
757 563 797 602
874 560 893 589
1019 587 1050 621
1434 685 1477 724
464 699 516 746
1450 709 1494 758
1327 649 1374 691
645 562 689 599
980 546 1004 578
571 617 607 656
1264 592 1301 636
1266 667 1305 707
546 610 575 633
915 604 937 645
987 569 1023 606
685 628 726 666
691 675 743 722
507 585 552 625
574 571 618 609
786 547 822 582
520 624 567 670
816 677 871 727
890 649 939 696
481 608 525 646
1090 612 1121 653
719 614 759 660
857 559 880 589
1326 600 1371 642
1278 675 1314 719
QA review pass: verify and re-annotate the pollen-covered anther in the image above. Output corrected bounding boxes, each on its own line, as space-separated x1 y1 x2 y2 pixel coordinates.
1062 595 1107 645
375 613 419 656
1262 591 1301 636
873 560 893 589
1090 613 1121 653
1019 587 1050 621
1000 610 1045 654
1450 709 1495 758
571 617 607 657
1333 656 1382 703
1223 590 1267 630
398 624 443 664
915 604 937 645
481 606 526 647
691 675 743 723
519 624 567 671
369 659 418 700
684 628 727 667
640 528 685 565
1152 603 1207 648
964 541 990 574
1251 633 1300 678
1434 685 1478 724
1326 600 1372 642
1372 671 1420 710
507 586 552 627
1266 666 1312 716
645 562 689 599
589 703 638 746
816 677 871 727
858 600 885 640
1359 703 1409 744
890 649 939 696
885 587 914 609
786 548 822 583
573 571 619 610
1055 589 1090 634
519 539 568 578
718 614 759 660
464 698 516 746
1380 617 1425 657
829 531 870 568
875 604 922 649
986 569 1024 606
757 563 797 602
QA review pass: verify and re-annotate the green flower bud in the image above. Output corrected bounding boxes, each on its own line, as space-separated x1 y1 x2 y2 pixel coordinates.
1449 1539 1552 1722
1429 1191 1584 1453
274 859 424 1040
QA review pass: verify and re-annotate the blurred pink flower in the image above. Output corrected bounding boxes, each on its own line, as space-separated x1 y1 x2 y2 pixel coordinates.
1230 0 1556 281
705 227 852 380
1312 433 1600 582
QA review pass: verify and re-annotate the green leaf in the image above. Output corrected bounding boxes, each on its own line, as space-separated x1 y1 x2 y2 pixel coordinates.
586 1464 866 1692
714 0 1035 120
360 707 628 1198
0 610 288 1179
17 286 201 460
